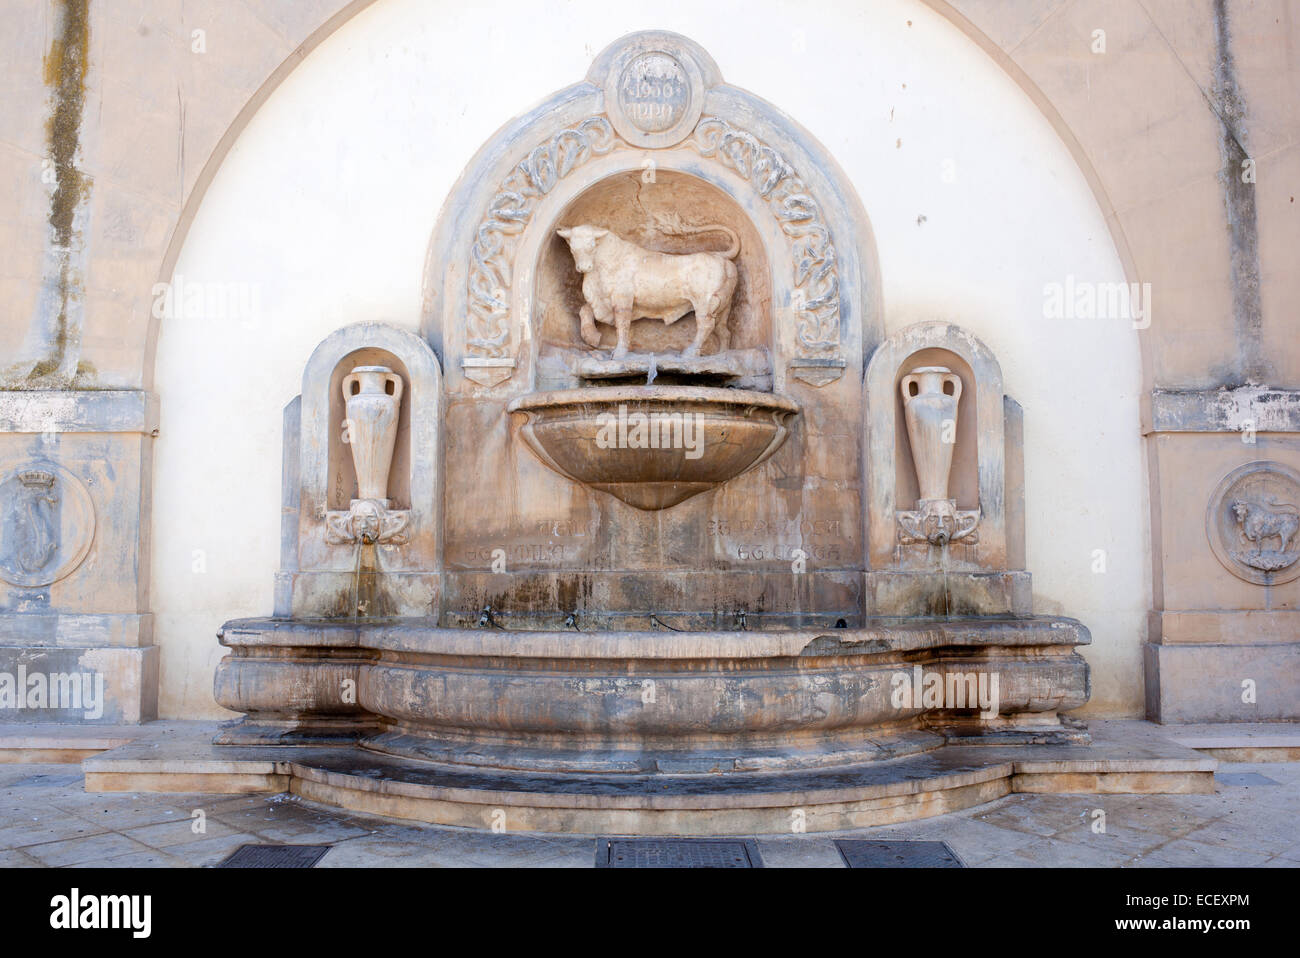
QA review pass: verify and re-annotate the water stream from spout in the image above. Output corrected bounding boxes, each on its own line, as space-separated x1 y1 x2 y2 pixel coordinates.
939 540 951 617
646 353 657 386
350 539 363 621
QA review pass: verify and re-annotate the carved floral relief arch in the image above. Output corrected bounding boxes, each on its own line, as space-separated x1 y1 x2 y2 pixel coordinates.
423 31 880 394
464 114 842 361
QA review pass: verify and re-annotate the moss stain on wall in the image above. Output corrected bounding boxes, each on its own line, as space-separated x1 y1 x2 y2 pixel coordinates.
22 0 92 387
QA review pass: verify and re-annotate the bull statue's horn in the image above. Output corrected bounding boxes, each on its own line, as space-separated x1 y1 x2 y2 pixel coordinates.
556 227 572 239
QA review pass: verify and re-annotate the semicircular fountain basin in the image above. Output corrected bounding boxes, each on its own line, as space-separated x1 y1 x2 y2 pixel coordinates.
507 385 800 509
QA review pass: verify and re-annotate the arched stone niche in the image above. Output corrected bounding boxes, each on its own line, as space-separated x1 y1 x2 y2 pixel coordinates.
326 349 413 512
421 30 880 394
893 348 978 514
534 170 773 389
420 31 882 624
276 322 443 619
864 321 1028 615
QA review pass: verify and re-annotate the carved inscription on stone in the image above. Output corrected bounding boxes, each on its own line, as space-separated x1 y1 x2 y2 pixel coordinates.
709 516 848 562
617 53 690 134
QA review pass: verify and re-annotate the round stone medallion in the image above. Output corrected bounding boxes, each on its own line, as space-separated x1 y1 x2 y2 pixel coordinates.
0 461 95 588
618 53 690 133
604 46 704 148
1206 460 1300 585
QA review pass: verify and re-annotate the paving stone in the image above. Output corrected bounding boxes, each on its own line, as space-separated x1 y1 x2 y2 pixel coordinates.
1139 839 1276 868
0 756 1296 867
857 814 1042 864
161 832 266 868
58 800 194 831
73 849 187 868
121 816 243 848
1109 799 1212 839
971 793 1099 837
981 837 1141 868
1181 805 1300 854
1047 822 1176 857
0 848 45 867
0 813 111 848
211 806 377 843
1215 771 1282 786
754 838 846 868
1273 842 1300 863
23 831 158 867
312 839 453 868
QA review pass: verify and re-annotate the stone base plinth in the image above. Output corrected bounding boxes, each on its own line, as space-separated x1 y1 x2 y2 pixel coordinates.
82 720 1215 834
0 644 157 723
1144 640 1300 723
213 615 1091 772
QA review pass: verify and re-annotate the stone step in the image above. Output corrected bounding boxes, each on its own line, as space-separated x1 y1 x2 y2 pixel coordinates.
81 719 1216 835
1158 721 1300 762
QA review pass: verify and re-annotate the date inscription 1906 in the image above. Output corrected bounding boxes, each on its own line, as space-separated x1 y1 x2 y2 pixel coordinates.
617 52 690 134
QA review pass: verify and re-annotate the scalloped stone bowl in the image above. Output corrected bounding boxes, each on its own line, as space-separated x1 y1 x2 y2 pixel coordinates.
507 385 800 509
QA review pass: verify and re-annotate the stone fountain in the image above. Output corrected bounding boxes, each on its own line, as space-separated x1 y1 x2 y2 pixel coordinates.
175 33 1209 833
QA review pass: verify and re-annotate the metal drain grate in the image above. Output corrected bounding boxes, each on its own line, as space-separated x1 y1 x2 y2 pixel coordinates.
1215 772 1281 787
835 840 965 868
596 838 763 868
217 844 333 868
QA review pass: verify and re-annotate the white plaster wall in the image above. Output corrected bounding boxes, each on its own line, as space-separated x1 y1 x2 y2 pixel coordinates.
153 0 1146 718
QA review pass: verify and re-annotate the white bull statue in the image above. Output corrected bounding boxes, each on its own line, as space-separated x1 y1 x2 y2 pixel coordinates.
557 223 739 359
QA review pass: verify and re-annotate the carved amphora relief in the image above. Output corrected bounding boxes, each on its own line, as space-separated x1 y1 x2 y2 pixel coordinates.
897 366 980 546
325 365 410 545
1207 461 1300 584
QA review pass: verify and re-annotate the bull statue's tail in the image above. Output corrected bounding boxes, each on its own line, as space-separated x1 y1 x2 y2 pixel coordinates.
1262 495 1300 513
648 211 740 259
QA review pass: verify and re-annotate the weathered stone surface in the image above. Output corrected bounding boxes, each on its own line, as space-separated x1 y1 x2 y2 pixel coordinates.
0 396 156 724
214 614 1089 770
201 32 1105 819
863 322 1022 611
0 645 156 723
1145 641 1300 723
82 719 1214 834
277 322 443 618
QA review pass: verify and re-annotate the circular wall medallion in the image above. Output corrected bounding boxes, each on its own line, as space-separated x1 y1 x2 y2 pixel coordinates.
1206 460 1300 585
0 461 95 588
604 46 704 149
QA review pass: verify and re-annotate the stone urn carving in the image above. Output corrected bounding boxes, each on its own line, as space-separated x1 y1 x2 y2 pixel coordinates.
898 366 979 546
901 367 962 502
327 365 409 545
343 366 403 502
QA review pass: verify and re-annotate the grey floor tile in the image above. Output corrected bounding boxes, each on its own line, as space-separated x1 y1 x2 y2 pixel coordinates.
24 831 158 867
163 832 266 868
1139 839 1275 868
979 837 1140 868
120 816 243 848
754 837 845 867
0 813 111 850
